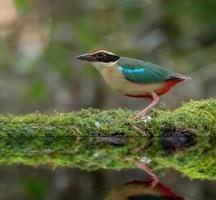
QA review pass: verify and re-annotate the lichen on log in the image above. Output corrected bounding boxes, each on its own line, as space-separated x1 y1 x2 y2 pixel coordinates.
0 99 215 180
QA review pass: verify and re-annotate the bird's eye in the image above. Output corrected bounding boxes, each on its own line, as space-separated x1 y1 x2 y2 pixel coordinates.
96 52 105 58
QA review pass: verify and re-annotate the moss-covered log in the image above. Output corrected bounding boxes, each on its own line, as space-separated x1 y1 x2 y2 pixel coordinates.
0 99 215 180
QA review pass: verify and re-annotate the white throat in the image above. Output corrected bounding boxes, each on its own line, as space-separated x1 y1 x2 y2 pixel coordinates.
92 61 118 70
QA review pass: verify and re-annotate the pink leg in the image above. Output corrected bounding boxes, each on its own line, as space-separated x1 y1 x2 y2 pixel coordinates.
135 92 160 120
135 160 159 187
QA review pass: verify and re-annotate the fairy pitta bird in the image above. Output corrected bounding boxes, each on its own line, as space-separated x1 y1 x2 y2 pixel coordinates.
77 49 191 119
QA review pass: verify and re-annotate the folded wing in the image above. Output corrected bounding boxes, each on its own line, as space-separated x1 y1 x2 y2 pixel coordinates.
118 57 189 84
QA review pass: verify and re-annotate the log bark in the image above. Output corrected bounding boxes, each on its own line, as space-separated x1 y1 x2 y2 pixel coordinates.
0 99 215 180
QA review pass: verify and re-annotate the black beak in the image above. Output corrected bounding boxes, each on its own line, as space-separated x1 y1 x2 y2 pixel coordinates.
77 53 94 62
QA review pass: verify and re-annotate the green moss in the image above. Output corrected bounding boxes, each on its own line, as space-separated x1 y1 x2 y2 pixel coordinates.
0 109 142 136
144 99 216 180
0 99 215 180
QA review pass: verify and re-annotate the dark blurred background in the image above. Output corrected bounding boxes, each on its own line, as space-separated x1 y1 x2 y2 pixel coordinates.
0 0 216 199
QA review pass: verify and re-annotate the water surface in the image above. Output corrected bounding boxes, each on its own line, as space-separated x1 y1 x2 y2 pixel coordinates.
0 166 215 200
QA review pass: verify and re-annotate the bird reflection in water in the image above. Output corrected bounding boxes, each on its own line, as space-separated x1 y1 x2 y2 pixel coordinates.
105 179 185 200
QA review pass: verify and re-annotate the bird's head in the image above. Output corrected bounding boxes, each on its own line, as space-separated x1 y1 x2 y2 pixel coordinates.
77 49 120 69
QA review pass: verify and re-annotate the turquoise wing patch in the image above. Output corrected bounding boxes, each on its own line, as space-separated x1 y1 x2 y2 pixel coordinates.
119 66 146 74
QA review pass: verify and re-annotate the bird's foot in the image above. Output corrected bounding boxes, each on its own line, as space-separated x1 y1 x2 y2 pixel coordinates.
134 112 152 122
142 115 152 122
132 114 152 134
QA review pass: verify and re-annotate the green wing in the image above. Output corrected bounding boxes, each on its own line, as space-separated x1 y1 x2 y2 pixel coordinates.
118 57 177 84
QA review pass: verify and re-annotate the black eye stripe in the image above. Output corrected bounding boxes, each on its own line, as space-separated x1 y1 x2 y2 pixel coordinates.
95 52 120 63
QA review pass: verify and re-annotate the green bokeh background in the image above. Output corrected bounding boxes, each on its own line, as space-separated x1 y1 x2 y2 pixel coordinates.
1 0 216 114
